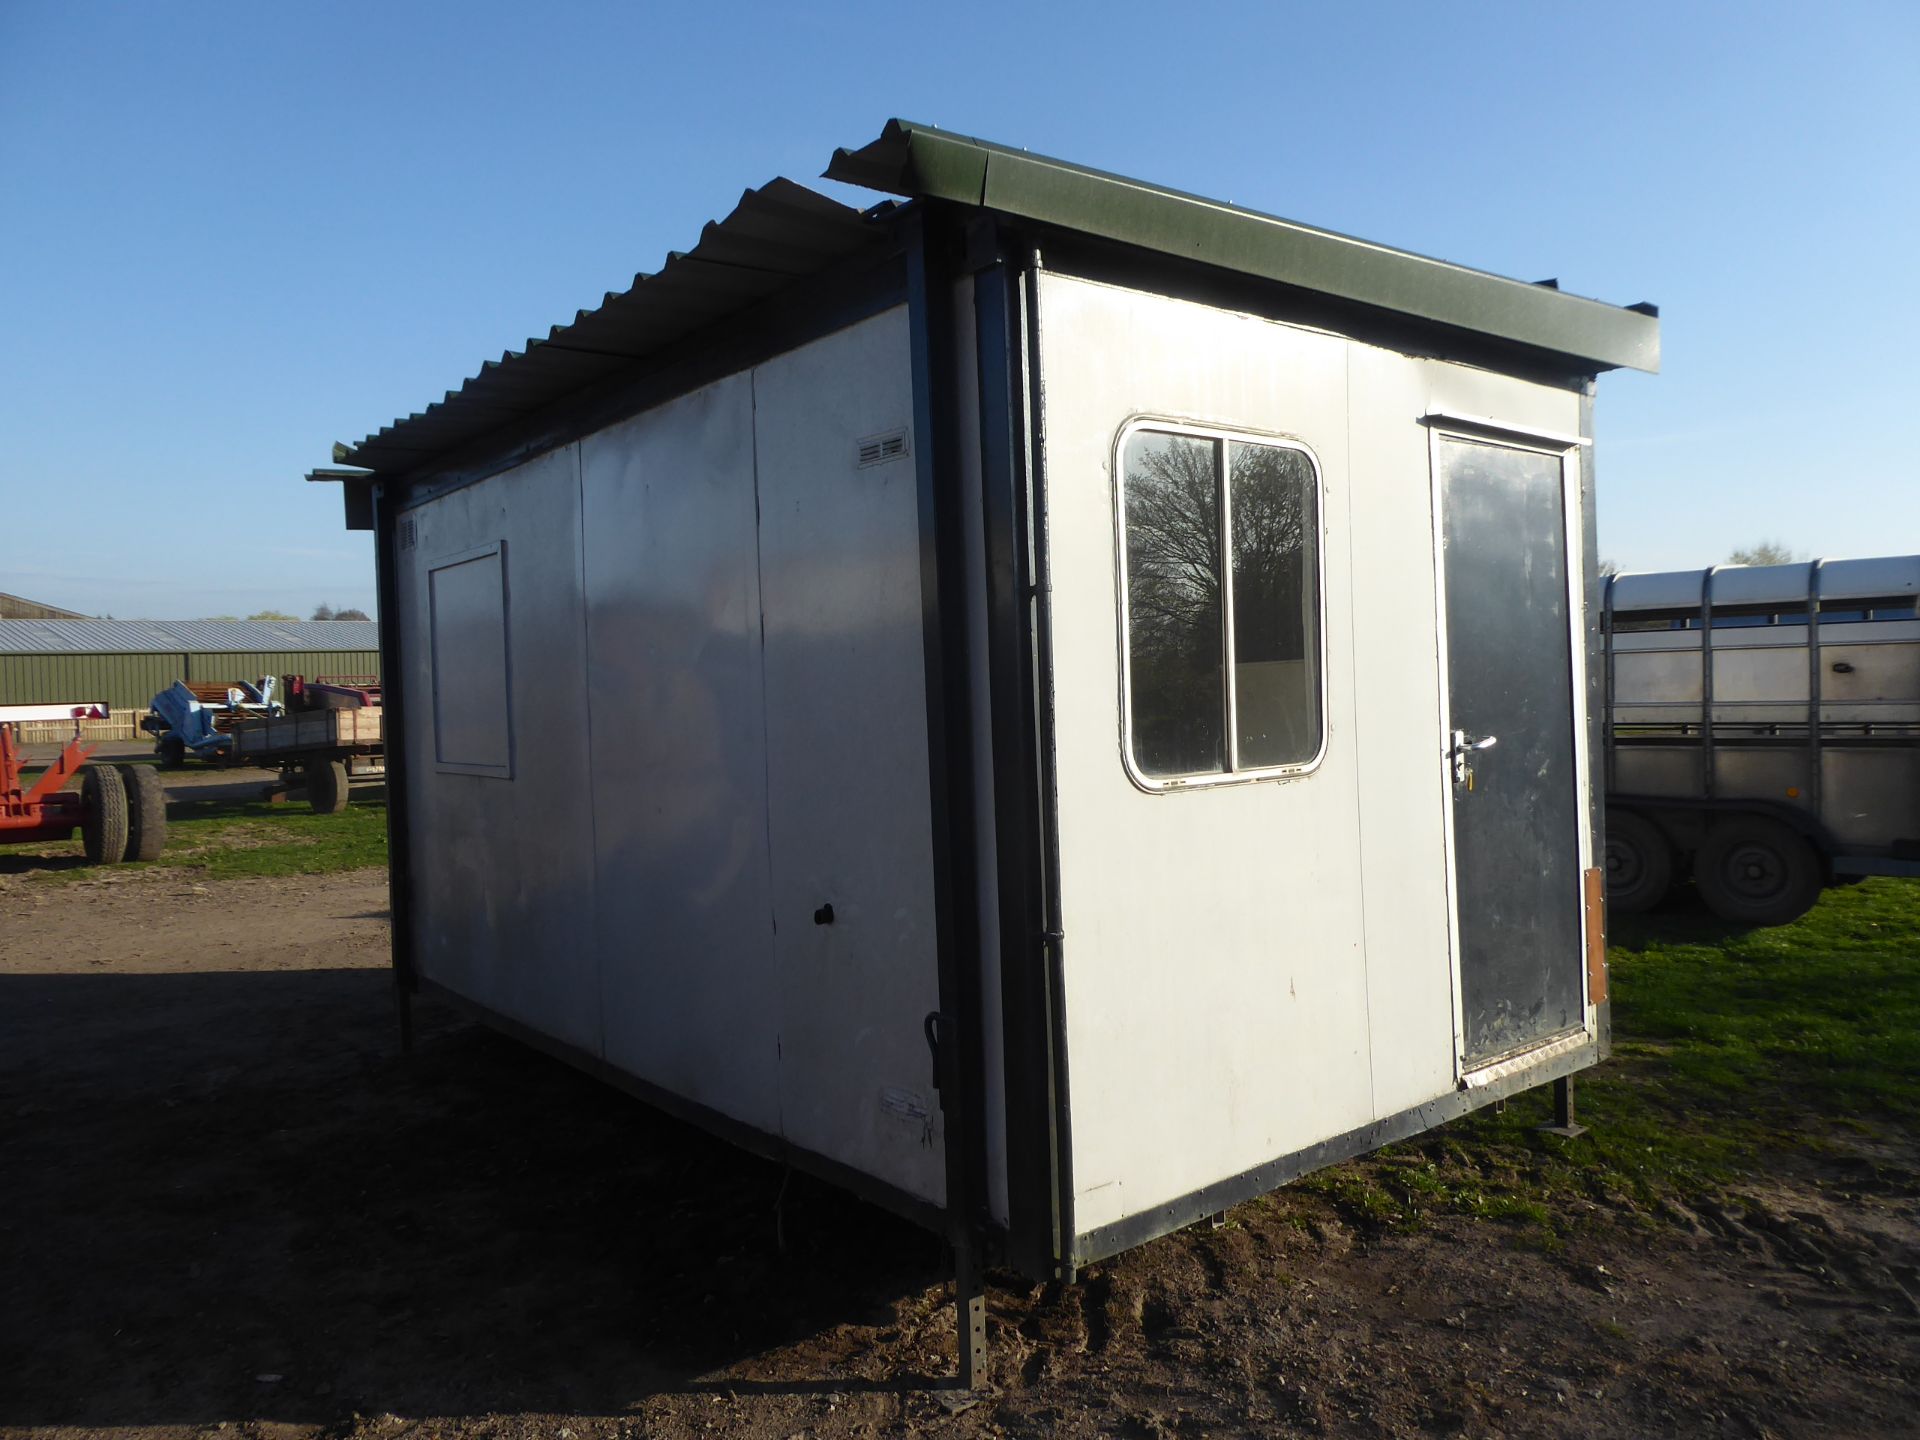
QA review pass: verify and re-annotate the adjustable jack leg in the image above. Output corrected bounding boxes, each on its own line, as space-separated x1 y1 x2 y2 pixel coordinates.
1538 1074 1588 1138
954 1230 988 1390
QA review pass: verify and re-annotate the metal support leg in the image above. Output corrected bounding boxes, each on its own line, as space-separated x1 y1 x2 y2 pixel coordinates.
1538 1074 1588 1138
954 1230 988 1390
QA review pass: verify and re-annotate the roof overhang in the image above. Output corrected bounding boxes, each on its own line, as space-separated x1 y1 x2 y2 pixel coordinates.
828 120 1660 376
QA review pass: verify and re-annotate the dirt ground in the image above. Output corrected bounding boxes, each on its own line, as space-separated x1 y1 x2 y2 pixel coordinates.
3 854 1918 1438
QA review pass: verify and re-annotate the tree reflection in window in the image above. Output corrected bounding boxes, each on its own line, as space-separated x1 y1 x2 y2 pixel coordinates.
1124 431 1225 777
1230 442 1320 768
1122 428 1322 782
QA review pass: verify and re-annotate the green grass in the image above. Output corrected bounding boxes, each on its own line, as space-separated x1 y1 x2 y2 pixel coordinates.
1300 878 1920 1238
2 787 388 881
151 791 389 879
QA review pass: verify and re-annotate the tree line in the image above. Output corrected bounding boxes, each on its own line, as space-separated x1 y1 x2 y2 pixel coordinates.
197 605 372 622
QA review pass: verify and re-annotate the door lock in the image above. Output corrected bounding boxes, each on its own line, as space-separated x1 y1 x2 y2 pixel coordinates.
1450 729 1498 787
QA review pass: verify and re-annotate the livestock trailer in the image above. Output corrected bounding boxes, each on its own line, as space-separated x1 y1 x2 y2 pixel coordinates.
315 122 1659 1381
1604 555 1920 923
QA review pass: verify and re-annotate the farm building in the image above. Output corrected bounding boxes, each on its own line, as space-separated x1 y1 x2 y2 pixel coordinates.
317 120 1657 1381
0 591 87 621
0 619 380 721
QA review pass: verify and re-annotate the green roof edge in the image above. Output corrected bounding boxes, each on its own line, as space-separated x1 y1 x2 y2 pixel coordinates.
827 120 1659 375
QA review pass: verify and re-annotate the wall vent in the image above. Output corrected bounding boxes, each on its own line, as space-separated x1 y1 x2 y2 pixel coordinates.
399 517 417 551
857 428 910 469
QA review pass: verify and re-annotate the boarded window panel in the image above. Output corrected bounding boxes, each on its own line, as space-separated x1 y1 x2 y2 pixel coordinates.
1230 441 1321 768
429 544 513 775
1124 431 1226 778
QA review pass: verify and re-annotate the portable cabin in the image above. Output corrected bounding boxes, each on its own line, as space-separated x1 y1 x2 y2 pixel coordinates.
315 121 1659 1379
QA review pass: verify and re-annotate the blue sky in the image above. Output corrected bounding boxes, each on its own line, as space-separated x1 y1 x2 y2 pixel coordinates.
2 1 1914 618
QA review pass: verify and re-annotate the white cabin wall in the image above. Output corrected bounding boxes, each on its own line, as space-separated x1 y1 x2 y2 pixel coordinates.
398 445 602 1055
397 307 952 1210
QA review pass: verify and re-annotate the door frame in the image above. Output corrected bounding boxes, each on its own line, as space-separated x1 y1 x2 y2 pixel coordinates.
1423 415 1598 1082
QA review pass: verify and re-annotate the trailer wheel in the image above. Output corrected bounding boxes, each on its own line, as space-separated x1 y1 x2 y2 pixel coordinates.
158 735 186 769
306 757 350 815
1604 809 1672 914
1695 816 1821 928
116 763 167 861
80 765 129 865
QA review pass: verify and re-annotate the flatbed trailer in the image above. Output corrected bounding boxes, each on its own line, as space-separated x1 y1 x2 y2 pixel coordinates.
228 706 385 813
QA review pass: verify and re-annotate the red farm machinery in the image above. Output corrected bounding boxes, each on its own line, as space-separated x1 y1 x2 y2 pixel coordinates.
1 704 166 863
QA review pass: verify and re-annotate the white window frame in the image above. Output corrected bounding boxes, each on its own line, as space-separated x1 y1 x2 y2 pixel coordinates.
1112 416 1329 793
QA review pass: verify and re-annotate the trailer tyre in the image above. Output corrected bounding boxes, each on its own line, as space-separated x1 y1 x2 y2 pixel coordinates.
116 763 167 861
306 758 350 815
1695 816 1821 928
80 764 129 865
158 735 186 769
1604 809 1672 914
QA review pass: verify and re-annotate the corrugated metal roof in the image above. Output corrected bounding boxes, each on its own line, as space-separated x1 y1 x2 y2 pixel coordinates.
0 619 379 655
332 120 1659 483
337 178 890 476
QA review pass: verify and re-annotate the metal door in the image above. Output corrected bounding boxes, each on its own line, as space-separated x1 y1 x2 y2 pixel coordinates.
1436 433 1586 1066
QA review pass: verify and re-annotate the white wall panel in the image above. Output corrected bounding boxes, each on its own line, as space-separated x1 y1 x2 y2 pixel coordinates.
1036 274 1370 1237
754 306 947 1206
580 373 781 1131
398 446 601 1054
1341 346 1459 1116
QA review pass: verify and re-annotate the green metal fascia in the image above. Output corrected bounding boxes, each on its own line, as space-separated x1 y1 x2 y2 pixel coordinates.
827 121 1659 375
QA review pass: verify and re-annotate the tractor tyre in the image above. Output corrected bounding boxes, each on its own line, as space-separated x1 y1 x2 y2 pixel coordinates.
116 763 167 862
81 765 129 865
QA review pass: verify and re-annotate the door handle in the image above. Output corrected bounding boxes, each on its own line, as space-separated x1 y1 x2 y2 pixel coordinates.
1450 730 1498 785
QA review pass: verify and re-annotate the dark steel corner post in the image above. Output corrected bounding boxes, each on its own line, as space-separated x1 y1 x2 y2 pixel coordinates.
904 205 992 1388
370 481 419 1057
969 228 1070 1286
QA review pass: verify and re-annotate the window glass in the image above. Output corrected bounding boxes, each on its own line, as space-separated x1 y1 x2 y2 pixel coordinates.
1123 431 1225 777
1230 442 1321 768
1120 426 1323 784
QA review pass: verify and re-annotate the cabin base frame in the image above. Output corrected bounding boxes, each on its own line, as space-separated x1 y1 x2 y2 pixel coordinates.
1068 1037 1604 1269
